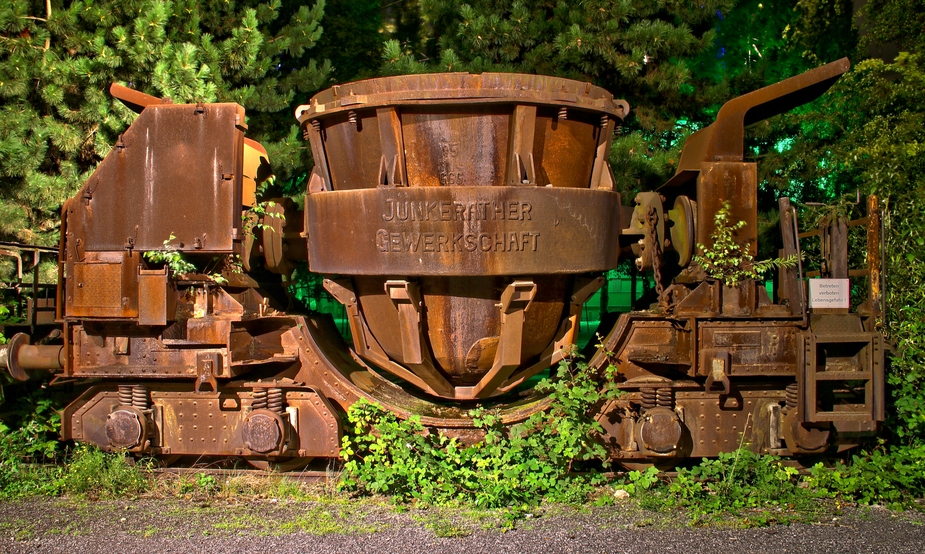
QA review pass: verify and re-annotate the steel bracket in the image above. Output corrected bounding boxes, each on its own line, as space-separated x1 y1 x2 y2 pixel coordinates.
195 352 220 393
384 280 424 364
459 280 536 399
702 348 732 395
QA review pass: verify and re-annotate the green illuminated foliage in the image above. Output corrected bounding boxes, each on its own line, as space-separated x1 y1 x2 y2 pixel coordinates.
340 350 621 507
0 0 329 246
693 202 798 287
142 234 197 276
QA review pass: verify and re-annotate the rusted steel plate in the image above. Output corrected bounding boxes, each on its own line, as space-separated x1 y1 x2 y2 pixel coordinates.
696 162 758 257
299 72 628 193
291 315 554 428
66 251 140 319
400 106 511 188
69 103 244 253
699 323 798 376
306 186 621 276
662 58 849 188
296 72 629 122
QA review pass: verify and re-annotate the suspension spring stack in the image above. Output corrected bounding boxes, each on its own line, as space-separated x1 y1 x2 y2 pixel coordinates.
118 385 133 407
252 388 268 411
132 384 149 410
641 388 657 410
267 388 284 414
656 387 674 409
785 383 798 411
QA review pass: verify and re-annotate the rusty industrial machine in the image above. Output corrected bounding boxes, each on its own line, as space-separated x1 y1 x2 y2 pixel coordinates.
0 58 885 469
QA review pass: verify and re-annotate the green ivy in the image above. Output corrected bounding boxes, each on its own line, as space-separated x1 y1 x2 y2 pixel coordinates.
624 449 831 525
808 442 925 509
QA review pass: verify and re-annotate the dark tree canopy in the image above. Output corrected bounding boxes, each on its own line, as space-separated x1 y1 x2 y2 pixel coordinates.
0 0 328 245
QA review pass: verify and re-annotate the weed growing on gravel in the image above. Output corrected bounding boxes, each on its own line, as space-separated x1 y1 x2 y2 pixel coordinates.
615 449 831 526
340 349 622 509
413 513 472 537
155 469 324 501
204 501 382 537
806 442 925 509
177 472 220 495
60 445 149 499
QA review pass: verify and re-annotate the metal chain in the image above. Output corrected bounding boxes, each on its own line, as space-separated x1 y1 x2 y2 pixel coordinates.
646 207 665 296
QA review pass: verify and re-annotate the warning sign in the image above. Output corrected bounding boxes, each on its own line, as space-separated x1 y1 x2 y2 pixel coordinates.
809 279 850 309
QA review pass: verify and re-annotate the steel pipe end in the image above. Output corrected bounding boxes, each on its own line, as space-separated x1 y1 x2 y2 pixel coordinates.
0 334 30 381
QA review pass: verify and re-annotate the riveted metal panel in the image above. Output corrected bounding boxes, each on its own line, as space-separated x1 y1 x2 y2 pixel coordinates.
70 103 244 253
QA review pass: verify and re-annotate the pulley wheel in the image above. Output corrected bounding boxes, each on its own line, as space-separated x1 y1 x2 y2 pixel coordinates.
668 195 696 267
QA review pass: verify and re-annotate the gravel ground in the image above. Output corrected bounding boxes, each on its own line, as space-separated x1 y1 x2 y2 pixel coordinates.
1 497 923 554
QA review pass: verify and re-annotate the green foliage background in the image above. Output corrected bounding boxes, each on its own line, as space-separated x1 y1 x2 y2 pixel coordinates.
0 0 329 245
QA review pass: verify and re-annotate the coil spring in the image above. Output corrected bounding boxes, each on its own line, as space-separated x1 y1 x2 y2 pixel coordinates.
132 384 149 410
558 106 568 120
785 383 798 410
118 385 133 407
348 111 358 126
656 387 673 408
600 114 609 127
640 388 657 410
252 388 268 410
311 119 322 132
267 388 284 414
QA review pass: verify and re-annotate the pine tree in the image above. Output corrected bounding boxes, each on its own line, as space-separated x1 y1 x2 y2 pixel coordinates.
312 0 381 83
0 0 329 246
380 0 734 198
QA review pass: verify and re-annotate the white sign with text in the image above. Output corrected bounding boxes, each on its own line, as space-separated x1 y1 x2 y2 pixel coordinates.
809 278 850 309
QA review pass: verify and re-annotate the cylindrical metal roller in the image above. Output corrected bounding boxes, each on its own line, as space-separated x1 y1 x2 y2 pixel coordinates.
0 333 64 381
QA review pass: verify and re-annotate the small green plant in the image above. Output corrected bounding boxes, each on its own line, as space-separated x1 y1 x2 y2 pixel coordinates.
340 349 622 508
242 181 285 239
807 442 925 509
144 234 236 284
243 200 285 236
627 448 827 525
143 233 197 276
195 472 219 493
693 202 798 287
59 445 149 498
621 466 660 496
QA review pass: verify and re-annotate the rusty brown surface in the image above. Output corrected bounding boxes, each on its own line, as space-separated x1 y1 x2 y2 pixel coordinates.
306 187 620 276
662 58 850 189
299 72 626 400
66 102 244 254
1 65 887 468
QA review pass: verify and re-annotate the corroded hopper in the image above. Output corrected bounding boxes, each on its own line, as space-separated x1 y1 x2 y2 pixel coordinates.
296 73 628 400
